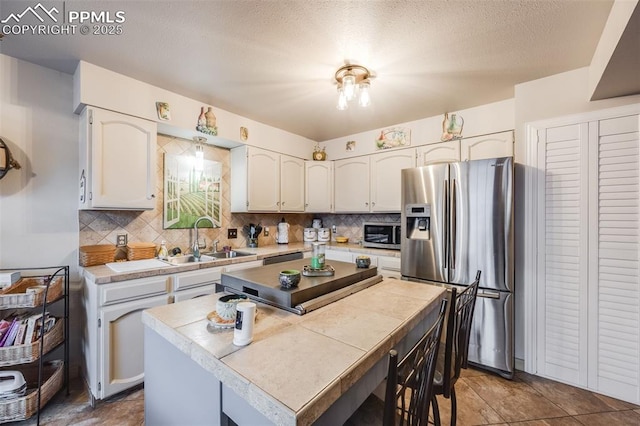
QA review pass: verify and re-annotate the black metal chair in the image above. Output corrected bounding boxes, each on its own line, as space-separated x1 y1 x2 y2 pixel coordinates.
431 270 481 426
382 298 448 426
344 299 447 426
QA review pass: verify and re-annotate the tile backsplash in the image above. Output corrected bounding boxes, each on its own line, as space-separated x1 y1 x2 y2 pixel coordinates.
79 134 397 259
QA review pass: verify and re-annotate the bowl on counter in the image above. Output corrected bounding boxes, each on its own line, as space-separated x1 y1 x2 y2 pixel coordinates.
216 294 248 321
335 236 349 243
279 270 301 289
355 255 371 268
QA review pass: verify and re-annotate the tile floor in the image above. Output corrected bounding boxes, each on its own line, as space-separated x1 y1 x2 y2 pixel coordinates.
19 367 640 425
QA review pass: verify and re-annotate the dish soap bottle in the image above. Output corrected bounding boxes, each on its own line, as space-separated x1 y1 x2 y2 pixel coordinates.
157 241 169 260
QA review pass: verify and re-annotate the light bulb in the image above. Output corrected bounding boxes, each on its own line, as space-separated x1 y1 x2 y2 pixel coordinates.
343 72 356 101
358 80 370 107
337 86 348 110
195 144 204 171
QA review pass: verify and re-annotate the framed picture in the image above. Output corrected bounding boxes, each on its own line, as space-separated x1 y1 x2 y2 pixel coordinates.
156 102 170 121
375 127 411 150
163 153 222 229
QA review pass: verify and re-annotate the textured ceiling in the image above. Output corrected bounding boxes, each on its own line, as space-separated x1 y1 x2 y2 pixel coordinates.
0 0 618 141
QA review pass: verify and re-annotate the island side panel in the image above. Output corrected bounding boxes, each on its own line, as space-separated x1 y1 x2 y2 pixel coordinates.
144 327 224 425
310 304 441 426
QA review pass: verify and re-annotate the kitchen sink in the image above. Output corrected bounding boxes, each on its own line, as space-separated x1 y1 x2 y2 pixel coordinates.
163 254 216 265
205 250 253 259
163 251 253 265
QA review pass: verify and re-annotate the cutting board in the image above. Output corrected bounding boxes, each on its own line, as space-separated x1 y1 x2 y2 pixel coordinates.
105 259 171 273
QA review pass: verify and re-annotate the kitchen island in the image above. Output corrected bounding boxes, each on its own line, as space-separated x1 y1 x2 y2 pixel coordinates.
142 277 445 425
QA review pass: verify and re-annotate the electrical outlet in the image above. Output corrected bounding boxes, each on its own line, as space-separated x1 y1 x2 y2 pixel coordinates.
116 234 128 247
228 228 237 239
264 227 269 237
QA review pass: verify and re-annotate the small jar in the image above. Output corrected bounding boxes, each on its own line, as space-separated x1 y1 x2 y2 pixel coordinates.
311 242 326 270
304 228 317 242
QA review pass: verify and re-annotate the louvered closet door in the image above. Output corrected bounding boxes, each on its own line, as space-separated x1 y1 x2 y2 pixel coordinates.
589 115 640 402
537 123 590 387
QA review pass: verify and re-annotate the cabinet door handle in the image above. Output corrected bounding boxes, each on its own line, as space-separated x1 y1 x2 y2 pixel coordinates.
365 202 369 206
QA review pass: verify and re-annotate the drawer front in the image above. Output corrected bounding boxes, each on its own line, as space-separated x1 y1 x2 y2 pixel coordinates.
223 260 263 273
325 249 352 263
378 256 401 272
173 284 217 302
101 276 169 306
173 268 222 291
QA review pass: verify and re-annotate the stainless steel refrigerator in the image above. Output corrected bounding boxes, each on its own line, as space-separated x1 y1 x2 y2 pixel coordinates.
401 157 514 378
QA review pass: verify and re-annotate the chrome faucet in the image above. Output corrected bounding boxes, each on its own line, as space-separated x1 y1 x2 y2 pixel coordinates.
193 216 215 261
212 239 220 253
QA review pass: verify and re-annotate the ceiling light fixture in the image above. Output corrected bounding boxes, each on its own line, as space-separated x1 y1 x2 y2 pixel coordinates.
334 64 371 110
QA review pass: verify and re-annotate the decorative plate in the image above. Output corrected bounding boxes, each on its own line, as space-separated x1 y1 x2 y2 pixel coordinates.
207 310 236 329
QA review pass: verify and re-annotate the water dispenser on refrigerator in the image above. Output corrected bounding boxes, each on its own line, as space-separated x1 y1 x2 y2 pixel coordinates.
405 203 431 240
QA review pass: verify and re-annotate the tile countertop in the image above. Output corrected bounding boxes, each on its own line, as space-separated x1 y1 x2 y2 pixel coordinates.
80 242 401 284
141 278 445 425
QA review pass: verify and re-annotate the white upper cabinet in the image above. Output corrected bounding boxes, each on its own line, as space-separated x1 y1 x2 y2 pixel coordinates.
305 161 333 212
416 131 514 166
231 146 304 212
280 155 305 212
79 107 157 210
334 148 415 213
334 157 370 212
370 149 416 212
417 141 461 166
460 131 514 161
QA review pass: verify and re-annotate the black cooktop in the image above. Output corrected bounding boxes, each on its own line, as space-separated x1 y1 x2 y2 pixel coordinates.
220 258 378 311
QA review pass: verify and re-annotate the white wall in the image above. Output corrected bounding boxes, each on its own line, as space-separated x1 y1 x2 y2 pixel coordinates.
0 53 81 372
74 61 316 159
0 54 79 275
320 98 514 159
512 66 640 363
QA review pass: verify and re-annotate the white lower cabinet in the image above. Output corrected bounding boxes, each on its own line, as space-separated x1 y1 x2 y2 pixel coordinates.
99 293 168 399
377 256 401 279
325 249 354 263
325 249 401 279
84 267 223 402
83 275 170 403
223 260 264 273
173 284 217 302
171 267 222 302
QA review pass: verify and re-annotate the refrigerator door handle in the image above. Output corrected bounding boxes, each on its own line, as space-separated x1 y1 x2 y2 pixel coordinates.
478 289 501 299
450 178 457 269
443 180 449 269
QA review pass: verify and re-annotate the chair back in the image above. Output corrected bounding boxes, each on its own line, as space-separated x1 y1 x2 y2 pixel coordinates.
383 298 448 426
441 270 481 397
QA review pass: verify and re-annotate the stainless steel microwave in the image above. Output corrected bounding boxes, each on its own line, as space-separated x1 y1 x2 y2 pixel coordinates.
363 222 401 250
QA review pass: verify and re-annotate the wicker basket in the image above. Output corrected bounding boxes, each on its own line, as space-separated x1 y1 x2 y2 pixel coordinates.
0 360 64 423
0 277 63 309
126 242 156 261
79 244 117 267
0 319 63 367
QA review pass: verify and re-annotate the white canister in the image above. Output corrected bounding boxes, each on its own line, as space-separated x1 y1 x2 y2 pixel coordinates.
304 228 317 242
233 302 257 346
317 228 331 242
